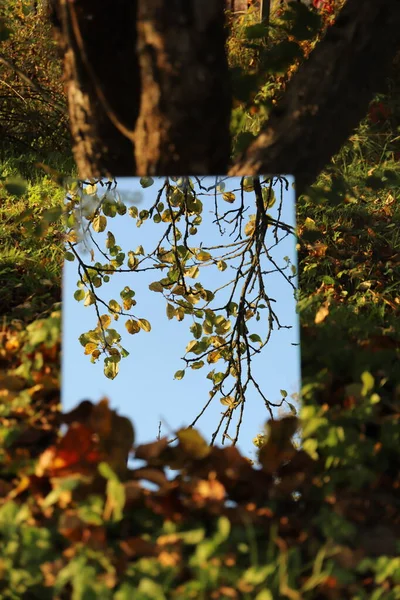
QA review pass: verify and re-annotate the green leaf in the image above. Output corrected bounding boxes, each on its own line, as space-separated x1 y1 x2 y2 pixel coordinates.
244 22 269 39
322 275 335 285
280 389 288 398
65 251 75 262
216 516 231 541
242 177 254 192
105 478 125 521
98 462 118 481
249 333 262 344
140 177 154 188
177 428 211 459
174 370 185 380
361 371 374 396
190 322 203 339
42 206 63 223
74 289 85 301
109 299 122 314
104 358 119 379
106 231 116 248
191 360 205 370
4 180 27 197
137 579 166 599
149 281 164 292
262 187 276 208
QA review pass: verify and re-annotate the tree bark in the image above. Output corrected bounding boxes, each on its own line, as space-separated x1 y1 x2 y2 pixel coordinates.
134 0 231 175
52 0 400 185
51 0 139 178
230 0 400 195
51 0 230 178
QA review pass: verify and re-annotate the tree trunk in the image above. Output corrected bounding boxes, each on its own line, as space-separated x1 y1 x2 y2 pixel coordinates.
52 0 400 186
134 0 231 175
52 0 230 178
260 0 271 23
51 0 139 179
230 0 400 196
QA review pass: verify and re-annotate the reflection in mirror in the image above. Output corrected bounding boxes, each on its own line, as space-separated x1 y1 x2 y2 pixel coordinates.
62 175 300 461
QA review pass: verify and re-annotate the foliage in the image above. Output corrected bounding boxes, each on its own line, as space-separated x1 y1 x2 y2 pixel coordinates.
0 0 72 171
0 1 399 597
226 0 346 157
0 387 398 599
0 175 65 317
63 175 298 444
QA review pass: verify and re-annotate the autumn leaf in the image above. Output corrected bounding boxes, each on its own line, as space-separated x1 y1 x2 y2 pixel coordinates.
36 423 103 477
138 318 151 332
222 192 235 203
315 300 330 324
258 417 298 474
177 428 211 460
98 314 111 329
196 250 212 262
125 320 140 334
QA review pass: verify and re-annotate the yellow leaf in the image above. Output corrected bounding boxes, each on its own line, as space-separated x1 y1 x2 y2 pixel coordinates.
175 307 185 321
220 396 238 408
138 318 151 332
242 177 254 192
186 340 198 353
125 320 140 334
197 250 212 262
84 342 98 355
85 183 97 194
186 265 200 279
92 215 107 232
98 314 111 329
222 192 235 203
166 304 175 320
207 350 221 364
84 291 95 306
244 217 256 237
304 217 316 229
66 230 78 243
217 260 227 271
315 301 330 324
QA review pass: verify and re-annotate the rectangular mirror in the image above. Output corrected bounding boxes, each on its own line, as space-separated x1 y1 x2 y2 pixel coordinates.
61 175 300 460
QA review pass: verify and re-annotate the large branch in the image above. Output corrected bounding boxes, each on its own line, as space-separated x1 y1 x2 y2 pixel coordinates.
229 0 400 196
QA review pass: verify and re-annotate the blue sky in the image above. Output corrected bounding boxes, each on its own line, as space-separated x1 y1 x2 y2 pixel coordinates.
61 176 300 461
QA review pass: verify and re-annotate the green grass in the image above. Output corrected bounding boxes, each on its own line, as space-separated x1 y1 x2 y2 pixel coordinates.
0 173 68 320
